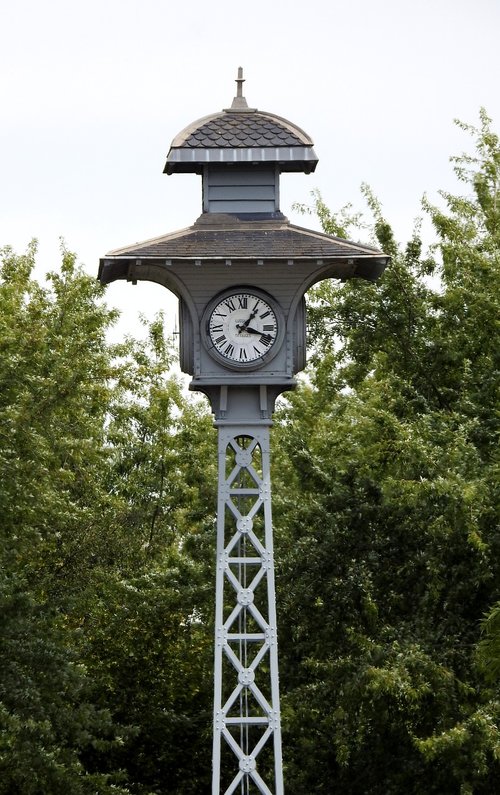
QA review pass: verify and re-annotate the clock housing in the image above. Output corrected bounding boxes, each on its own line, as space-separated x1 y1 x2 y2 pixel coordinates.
202 288 285 371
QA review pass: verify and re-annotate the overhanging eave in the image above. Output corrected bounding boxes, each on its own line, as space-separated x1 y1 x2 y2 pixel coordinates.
98 253 388 288
165 146 319 174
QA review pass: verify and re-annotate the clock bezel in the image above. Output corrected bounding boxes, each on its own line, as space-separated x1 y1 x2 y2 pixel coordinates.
202 287 285 371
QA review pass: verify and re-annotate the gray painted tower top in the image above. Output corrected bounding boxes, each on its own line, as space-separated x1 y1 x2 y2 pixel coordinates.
164 68 318 176
99 68 389 383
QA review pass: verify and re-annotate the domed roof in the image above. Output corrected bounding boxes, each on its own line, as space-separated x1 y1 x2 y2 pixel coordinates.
171 110 312 149
164 69 318 175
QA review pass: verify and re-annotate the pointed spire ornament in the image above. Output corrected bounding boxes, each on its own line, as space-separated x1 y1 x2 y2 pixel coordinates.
230 66 249 110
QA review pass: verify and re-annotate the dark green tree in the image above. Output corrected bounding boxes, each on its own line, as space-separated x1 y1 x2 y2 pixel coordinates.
0 572 129 795
0 243 216 793
274 110 500 793
0 243 135 792
78 321 217 794
2 109 498 794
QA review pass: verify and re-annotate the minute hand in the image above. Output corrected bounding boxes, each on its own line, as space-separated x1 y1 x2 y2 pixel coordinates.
239 306 259 330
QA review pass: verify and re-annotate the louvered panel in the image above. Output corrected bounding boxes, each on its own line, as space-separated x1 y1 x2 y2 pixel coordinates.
209 169 276 186
209 186 275 200
204 166 279 214
209 199 276 213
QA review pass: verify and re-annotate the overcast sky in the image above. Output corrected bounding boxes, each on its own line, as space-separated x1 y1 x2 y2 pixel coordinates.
1 0 499 336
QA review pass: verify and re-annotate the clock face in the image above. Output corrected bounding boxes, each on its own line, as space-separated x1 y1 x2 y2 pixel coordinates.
204 290 282 368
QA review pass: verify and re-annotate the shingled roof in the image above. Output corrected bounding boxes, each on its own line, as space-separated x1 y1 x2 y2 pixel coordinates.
99 215 388 284
99 71 389 289
175 111 310 149
165 72 318 174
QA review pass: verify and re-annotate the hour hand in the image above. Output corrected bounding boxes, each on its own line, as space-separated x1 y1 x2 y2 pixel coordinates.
244 326 261 335
236 319 258 332
239 307 258 330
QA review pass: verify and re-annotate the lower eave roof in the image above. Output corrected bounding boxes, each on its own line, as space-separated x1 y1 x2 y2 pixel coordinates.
98 215 388 283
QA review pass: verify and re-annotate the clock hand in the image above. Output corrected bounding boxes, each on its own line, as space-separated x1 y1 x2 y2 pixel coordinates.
238 319 252 331
239 306 259 331
235 323 262 335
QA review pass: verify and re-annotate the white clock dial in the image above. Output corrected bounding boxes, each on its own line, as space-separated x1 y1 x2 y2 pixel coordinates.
206 291 281 367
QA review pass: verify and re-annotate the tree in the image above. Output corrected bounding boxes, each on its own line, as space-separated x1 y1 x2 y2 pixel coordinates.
273 110 500 793
0 571 130 795
2 108 498 793
0 242 134 791
77 322 217 793
0 241 124 601
0 243 216 792
477 601 500 682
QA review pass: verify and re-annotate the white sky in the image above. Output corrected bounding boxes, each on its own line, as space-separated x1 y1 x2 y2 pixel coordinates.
1 0 499 338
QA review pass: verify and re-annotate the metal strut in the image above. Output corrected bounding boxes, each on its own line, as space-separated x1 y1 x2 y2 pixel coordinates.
212 424 284 795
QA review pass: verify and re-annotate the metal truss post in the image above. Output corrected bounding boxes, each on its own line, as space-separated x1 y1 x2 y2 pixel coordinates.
212 423 284 795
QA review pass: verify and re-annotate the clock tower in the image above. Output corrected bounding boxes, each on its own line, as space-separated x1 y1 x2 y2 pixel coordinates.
99 69 388 794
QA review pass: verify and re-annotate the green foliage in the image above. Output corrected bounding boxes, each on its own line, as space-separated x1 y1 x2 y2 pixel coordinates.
273 109 500 792
477 601 500 683
0 572 129 794
80 557 212 794
0 243 215 792
0 241 121 598
1 109 498 792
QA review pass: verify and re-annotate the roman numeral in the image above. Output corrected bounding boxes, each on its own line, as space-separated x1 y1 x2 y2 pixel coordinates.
224 299 236 312
224 343 235 357
239 348 248 360
211 324 223 332
263 324 276 332
260 333 273 347
238 296 248 309
259 310 271 319
215 335 226 345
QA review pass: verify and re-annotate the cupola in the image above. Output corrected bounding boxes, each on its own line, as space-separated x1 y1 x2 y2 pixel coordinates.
164 68 318 218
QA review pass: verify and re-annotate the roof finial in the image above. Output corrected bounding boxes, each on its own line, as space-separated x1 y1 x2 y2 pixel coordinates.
236 66 245 98
230 66 249 110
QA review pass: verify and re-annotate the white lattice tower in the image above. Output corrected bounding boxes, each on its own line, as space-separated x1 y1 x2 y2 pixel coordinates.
212 424 283 795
